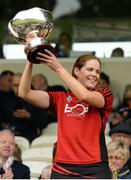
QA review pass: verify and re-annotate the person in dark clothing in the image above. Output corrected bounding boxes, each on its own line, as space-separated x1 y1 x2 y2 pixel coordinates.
54 32 72 57
0 129 30 179
0 73 46 142
0 70 14 92
117 85 131 121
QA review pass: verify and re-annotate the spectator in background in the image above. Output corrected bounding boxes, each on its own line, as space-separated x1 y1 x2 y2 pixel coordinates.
55 32 72 57
0 70 14 130
0 70 14 92
109 84 131 130
107 140 131 179
32 73 67 92
109 111 123 130
0 129 30 179
110 85 131 130
109 123 131 147
0 73 40 142
117 84 131 121
111 47 124 57
97 71 110 88
31 73 49 91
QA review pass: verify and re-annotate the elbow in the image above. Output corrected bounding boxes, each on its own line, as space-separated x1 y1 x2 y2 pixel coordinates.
79 93 88 102
18 92 25 99
18 88 26 99
79 93 105 108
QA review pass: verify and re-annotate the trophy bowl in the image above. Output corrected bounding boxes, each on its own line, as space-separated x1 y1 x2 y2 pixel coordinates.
8 7 55 63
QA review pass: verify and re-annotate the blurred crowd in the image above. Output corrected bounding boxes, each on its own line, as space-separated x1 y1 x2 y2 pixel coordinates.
0 70 66 144
97 71 131 179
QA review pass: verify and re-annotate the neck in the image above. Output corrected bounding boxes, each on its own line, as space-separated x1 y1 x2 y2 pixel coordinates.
1 157 8 164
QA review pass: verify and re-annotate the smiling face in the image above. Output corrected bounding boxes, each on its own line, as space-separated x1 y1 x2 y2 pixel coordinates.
73 57 101 89
108 149 126 171
107 140 130 173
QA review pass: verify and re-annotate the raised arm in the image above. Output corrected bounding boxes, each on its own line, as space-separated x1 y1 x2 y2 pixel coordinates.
36 50 105 108
18 61 50 109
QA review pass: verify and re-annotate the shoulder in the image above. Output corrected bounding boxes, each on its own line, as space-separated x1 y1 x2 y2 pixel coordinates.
12 160 30 179
96 87 113 97
12 160 30 171
48 91 67 98
96 87 113 110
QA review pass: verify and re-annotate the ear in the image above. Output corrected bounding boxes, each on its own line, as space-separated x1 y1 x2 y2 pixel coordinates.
74 67 80 78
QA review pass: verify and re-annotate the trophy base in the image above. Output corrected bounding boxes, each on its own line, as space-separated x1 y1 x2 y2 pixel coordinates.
27 43 55 64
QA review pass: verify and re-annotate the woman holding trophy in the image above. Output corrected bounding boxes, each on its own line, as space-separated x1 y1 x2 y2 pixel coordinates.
10 6 113 179
18 42 113 178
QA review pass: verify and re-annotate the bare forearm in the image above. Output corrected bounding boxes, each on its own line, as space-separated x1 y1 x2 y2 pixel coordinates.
56 66 89 100
56 66 104 107
18 61 33 98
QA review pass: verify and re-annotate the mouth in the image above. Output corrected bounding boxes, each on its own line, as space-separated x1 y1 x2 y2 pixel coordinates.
87 78 97 86
3 149 10 153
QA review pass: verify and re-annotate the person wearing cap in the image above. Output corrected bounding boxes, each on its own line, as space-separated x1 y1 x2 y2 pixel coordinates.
110 123 131 147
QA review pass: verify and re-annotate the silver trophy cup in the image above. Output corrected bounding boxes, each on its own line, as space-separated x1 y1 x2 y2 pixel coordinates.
8 7 55 63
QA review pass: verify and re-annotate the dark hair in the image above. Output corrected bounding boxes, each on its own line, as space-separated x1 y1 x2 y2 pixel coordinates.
100 72 110 85
48 85 67 92
0 70 14 78
58 32 72 49
72 54 101 79
111 47 124 57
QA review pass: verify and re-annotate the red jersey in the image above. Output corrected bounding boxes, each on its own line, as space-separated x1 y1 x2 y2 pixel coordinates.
48 87 113 164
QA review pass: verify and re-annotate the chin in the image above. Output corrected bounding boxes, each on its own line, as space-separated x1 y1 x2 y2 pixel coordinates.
86 84 96 89
82 80 97 89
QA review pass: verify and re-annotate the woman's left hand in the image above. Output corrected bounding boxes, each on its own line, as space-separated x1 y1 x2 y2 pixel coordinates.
36 49 63 72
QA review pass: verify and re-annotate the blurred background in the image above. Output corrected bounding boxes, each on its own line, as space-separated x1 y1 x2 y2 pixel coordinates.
1 0 131 58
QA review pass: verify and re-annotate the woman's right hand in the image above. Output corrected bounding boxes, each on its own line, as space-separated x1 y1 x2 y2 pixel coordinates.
24 31 38 55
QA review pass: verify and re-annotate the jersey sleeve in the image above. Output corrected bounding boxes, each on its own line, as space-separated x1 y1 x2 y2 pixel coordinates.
96 88 113 128
96 87 113 111
47 91 64 112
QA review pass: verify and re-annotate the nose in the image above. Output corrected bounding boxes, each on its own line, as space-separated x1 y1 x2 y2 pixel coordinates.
91 70 98 77
111 158 116 163
5 141 11 147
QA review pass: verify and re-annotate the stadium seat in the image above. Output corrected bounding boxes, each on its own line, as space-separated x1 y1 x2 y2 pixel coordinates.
15 136 30 151
31 135 57 148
